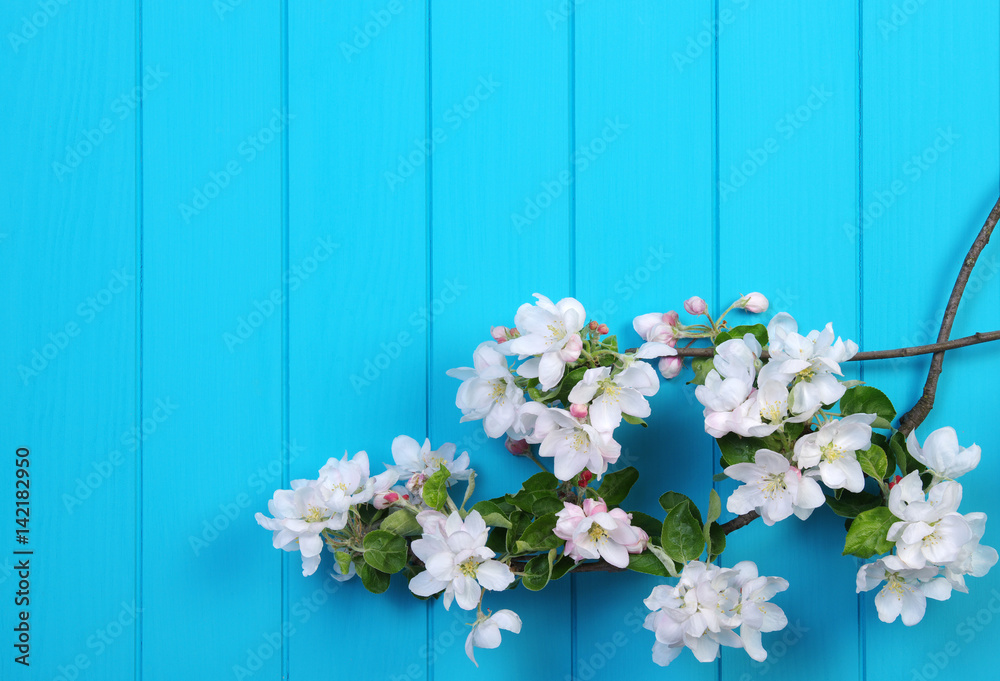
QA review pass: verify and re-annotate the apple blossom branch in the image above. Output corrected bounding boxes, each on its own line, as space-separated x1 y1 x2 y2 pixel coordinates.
563 195 1000 573
897 194 1000 435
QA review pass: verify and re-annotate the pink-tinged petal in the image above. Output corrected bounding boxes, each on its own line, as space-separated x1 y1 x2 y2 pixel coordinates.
598 539 630 568
582 498 608 516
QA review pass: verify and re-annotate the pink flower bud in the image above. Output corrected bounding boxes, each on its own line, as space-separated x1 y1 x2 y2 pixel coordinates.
490 325 510 343
569 403 588 419
588 320 599 331
558 333 583 363
578 470 593 487
658 356 683 379
888 475 903 489
683 296 708 315
505 437 531 456
738 292 769 314
597 324 609 335
663 310 680 326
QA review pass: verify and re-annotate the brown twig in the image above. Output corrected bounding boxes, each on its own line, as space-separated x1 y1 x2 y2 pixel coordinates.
720 510 759 534
630 330 1000 361
898 195 1000 435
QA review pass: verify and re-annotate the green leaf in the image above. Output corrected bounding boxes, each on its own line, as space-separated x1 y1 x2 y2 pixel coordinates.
707 522 727 562
550 556 577 581
843 507 899 558
521 471 559 492
531 496 566 517
703 489 722 546
362 530 408 574
628 551 673 577
355 558 390 594
840 386 896 424
647 543 680 577
715 323 768 348
659 491 703 525
596 466 639 507
334 550 353 576
717 434 762 467
470 500 513 530
603 335 619 352
521 550 555 591
422 465 451 511
889 430 924 477
506 512 532 554
486 527 507 554
507 489 560 515
622 414 648 427
514 513 564 554
379 509 422 537
461 470 477 511
661 503 705 563
825 491 884 518
688 357 715 386
858 444 888 481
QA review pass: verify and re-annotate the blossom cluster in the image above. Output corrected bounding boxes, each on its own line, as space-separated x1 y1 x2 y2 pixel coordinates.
694 312 857 439
857 427 997 625
644 560 789 665
254 289 996 670
255 436 471 577
447 293 675 481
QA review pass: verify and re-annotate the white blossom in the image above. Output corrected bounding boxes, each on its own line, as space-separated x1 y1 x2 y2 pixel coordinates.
792 414 875 493
856 555 952 625
506 294 587 390
725 450 825 525
465 610 522 667
532 407 621 481
567 365 655 432
408 510 515 610
387 435 471 483
906 426 981 481
447 341 526 438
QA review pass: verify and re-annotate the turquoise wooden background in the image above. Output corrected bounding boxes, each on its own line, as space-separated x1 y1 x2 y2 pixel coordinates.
3 1 1000 679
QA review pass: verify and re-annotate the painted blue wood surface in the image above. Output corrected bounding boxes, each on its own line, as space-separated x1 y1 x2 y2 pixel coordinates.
2 1 999 680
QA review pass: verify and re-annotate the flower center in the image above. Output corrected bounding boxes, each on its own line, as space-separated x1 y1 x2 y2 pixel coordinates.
489 379 506 401
458 557 480 578
546 321 567 342
329 482 349 494
820 442 845 462
588 523 608 543
761 473 787 499
303 505 329 523
599 379 621 402
568 429 591 452
760 400 784 423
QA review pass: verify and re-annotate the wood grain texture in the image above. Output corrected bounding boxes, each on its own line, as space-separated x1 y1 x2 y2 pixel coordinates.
862 2 1000 679
427 1 573 677
0 2 138 679
717 2 863 679
140 2 284 679
573 1 718 677
286 1 429 679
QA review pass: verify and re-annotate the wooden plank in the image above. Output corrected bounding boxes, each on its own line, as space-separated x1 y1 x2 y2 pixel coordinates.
140 2 283 679
572 1 718 677
285 1 429 679
0 2 138 679
427 0 573 675
861 2 1000 679
718 2 862 679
